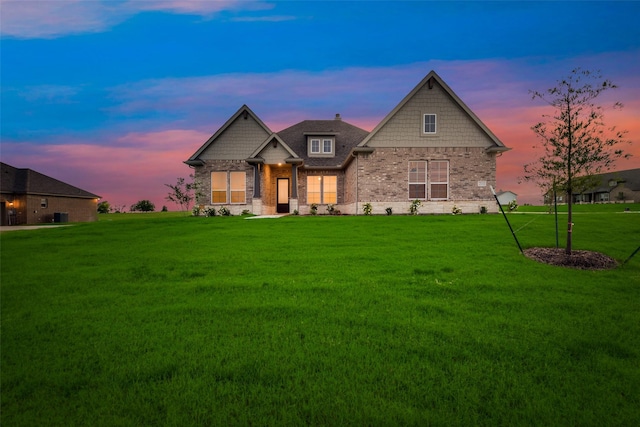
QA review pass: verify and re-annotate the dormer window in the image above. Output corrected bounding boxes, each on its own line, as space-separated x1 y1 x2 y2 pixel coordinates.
323 139 332 154
423 114 437 134
311 139 320 153
308 137 334 156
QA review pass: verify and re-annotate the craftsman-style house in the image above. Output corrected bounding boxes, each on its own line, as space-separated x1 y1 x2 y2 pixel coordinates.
185 70 509 215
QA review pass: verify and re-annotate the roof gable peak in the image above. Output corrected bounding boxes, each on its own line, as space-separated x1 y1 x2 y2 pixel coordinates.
358 70 508 151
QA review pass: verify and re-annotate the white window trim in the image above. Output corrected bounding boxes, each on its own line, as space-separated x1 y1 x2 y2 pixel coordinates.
308 137 335 157
322 139 333 154
429 160 449 201
423 113 437 135
408 161 427 200
310 139 321 154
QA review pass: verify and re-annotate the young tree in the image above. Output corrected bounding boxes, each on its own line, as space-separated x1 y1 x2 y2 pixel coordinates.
165 175 203 212
523 69 630 254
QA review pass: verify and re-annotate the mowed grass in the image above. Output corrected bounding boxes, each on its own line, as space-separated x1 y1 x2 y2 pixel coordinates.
1 209 639 426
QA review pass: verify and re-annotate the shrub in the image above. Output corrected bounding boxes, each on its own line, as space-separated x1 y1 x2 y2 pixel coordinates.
192 206 202 216
452 205 462 215
218 206 231 216
409 200 421 215
292 209 299 216
310 204 318 215
97 201 110 214
480 206 487 214
241 209 251 216
204 207 217 217
363 203 372 216
508 200 518 211
161 205 168 212
130 200 155 212
327 204 336 215
385 207 393 216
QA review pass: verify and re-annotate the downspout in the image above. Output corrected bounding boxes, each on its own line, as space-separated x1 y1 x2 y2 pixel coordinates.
352 151 359 215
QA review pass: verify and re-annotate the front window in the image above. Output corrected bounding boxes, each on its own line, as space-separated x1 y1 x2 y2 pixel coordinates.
211 172 227 203
408 161 426 199
211 171 247 204
323 176 337 203
230 172 246 204
430 161 449 200
423 114 437 134
307 175 337 204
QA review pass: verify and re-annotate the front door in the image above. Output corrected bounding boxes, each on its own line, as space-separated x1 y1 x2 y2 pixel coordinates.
277 178 289 213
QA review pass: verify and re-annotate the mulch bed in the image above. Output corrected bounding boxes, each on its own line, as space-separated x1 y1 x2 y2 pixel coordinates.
524 247 618 270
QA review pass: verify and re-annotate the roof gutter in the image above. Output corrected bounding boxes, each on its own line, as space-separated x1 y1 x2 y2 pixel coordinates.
184 159 205 166
341 146 375 168
485 146 511 154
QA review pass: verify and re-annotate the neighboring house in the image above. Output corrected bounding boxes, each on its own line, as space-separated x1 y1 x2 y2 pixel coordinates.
185 70 510 215
496 191 517 206
572 168 640 203
0 162 100 225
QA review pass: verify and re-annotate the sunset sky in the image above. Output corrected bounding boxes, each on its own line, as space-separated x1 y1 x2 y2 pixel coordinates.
2 0 639 208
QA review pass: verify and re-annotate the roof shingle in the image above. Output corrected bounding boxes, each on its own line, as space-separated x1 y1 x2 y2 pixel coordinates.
1 162 100 199
276 119 369 168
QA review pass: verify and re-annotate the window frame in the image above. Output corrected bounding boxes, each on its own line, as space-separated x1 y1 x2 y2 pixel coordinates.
211 171 227 204
229 171 246 204
307 175 337 204
211 171 247 204
308 137 335 157
423 114 437 134
429 160 449 200
408 161 427 200
310 139 321 154
322 139 333 154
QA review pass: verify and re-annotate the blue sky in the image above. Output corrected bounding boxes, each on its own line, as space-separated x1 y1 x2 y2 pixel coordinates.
2 0 639 207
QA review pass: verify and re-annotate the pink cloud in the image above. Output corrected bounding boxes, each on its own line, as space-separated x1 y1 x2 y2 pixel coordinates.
1 129 210 210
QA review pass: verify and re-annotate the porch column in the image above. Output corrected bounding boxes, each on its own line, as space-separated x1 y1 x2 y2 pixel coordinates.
290 164 298 198
253 163 261 198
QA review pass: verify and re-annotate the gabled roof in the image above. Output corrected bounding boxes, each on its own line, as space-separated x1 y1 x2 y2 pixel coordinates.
185 104 272 165
581 168 640 193
358 70 509 152
277 119 369 168
248 133 300 161
1 162 100 199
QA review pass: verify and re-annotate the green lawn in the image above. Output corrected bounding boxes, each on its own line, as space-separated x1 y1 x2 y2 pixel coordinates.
2 210 639 426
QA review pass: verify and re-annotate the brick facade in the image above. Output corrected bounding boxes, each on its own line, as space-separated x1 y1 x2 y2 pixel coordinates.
186 72 509 216
193 160 255 215
1 194 97 225
351 147 498 214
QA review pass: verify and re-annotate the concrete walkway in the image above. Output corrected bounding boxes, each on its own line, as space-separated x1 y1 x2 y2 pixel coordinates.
244 214 288 220
0 225 72 232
